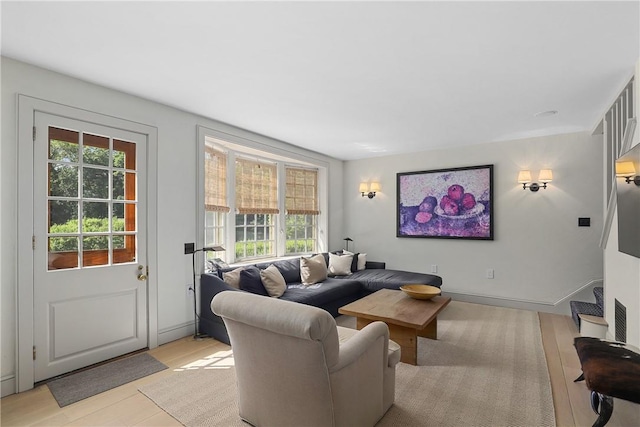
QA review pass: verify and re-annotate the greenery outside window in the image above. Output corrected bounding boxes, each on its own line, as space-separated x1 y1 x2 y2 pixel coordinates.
235 213 275 259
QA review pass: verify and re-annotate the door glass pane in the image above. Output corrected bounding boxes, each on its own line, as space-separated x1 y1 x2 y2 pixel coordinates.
83 202 108 232
124 203 136 233
114 235 136 264
49 200 78 233
82 236 109 267
83 133 110 166
83 167 109 199
113 170 125 200
113 139 135 169
113 235 125 249
49 128 79 162
48 237 78 270
49 164 78 197
112 202 136 232
112 203 125 231
125 172 136 201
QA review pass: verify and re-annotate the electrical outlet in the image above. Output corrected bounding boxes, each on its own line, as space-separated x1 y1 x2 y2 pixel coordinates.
486 268 494 279
431 265 438 273
184 242 195 254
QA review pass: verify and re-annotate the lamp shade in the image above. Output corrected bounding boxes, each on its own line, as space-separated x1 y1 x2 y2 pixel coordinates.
359 182 369 193
203 245 225 252
616 161 636 177
517 170 532 183
369 182 381 193
538 169 553 183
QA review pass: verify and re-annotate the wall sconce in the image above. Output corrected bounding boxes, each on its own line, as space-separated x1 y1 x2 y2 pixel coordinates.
616 161 640 186
360 181 381 198
518 169 553 192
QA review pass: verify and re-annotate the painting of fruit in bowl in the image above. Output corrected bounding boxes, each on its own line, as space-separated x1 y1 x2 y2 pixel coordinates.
397 165 493 240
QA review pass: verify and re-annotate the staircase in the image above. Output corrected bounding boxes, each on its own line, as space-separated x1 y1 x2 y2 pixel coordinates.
570 286 604 329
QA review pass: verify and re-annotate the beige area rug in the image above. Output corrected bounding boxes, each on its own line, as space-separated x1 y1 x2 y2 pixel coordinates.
139 301 556 427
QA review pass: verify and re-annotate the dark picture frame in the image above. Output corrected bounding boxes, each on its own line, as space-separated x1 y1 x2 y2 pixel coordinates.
397 164 494 240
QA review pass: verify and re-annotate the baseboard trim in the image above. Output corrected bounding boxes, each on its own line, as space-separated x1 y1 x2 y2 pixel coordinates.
444 279 603 315
444 291 568 314
1 375 16 397
158 322 195 345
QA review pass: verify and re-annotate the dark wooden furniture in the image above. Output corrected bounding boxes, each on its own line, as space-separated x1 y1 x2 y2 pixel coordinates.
574 337 640 427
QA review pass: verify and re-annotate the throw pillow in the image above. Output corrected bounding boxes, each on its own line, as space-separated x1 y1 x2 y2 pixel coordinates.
222 266 244 289
328 252 353 276
260 264 287 298
356 253 367 271
344 250 367 271
300 254 328 285
239 266 269 296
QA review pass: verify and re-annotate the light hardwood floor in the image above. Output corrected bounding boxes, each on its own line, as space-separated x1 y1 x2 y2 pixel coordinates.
2 311 639 426
539 312 639 427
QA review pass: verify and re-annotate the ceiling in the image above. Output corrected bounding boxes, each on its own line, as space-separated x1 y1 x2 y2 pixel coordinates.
2 1 639 160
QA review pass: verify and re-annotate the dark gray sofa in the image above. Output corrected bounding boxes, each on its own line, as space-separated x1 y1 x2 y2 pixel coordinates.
199 254 443 344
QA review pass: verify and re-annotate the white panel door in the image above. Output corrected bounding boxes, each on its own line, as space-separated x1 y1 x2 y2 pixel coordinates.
33 112 148 382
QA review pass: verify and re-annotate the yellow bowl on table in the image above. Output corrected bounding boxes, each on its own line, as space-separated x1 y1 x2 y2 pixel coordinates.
400 284 441 300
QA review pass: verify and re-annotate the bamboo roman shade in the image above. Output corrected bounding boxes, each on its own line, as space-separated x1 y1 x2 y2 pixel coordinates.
204 145 230 212
235 158 279 214
286 167 319 215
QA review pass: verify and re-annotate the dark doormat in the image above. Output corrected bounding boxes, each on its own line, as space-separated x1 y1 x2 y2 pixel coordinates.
47 353 167 407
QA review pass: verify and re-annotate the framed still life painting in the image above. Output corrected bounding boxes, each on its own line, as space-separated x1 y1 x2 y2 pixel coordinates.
397 164 494 240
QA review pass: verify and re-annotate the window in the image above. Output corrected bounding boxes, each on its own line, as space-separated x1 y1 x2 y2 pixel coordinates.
235 213 275 259
200 129 327 263
285 167 319 254
203 144 229 262
234 157 279 260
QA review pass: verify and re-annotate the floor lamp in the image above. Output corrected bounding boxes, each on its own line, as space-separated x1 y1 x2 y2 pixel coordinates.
190 245 225 339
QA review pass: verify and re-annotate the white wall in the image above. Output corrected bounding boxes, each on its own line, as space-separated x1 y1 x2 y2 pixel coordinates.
344 132 604 311
603 59 640 348
0 57 345 395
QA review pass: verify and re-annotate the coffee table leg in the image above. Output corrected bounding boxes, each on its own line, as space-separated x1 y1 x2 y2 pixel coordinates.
355 317 418 365
417 318 437 339
388 324 418 365
356 317 373 330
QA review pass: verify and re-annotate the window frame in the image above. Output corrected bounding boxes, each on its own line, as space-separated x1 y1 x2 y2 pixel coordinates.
197 126 329 264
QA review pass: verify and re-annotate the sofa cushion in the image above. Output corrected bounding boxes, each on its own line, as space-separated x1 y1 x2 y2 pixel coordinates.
260 264 287 298
273 258 302 283
222 267 244 289
281 278 363 307
345 269 443 293
300 254 328 285
328 252 353 276
240 266 269 296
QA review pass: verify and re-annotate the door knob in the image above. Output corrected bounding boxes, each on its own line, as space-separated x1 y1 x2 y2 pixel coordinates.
137 265 147 281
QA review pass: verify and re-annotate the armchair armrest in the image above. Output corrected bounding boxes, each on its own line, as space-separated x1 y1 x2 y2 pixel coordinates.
330 321 389 373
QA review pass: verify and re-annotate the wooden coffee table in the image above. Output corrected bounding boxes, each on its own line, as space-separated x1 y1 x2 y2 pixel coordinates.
339 289 451 365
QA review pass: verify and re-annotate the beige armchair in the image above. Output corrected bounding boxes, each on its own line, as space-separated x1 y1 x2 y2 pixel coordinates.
211 291 400 427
